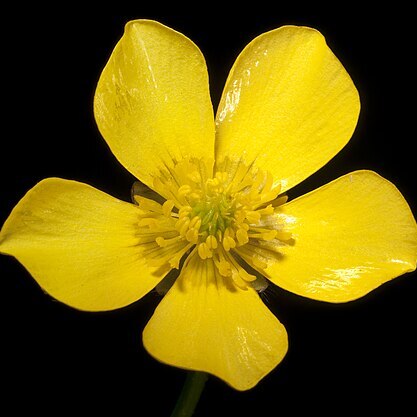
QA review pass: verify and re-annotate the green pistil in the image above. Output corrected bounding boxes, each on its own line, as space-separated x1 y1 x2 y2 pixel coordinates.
190 194 234 236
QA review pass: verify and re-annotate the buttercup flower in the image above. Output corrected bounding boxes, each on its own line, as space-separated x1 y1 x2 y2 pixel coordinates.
1 20 416 391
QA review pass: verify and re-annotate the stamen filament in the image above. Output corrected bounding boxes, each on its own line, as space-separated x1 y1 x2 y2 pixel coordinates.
136 157 293 291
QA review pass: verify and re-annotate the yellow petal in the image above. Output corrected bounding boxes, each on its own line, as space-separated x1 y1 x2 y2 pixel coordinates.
215 26 360 192
265 171 417 302
143 253 288 390
0 178 167 311
94 20 215 188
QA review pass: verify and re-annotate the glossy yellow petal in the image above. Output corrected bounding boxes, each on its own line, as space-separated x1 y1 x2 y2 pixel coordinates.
0 178 166 311
143 253 288 390
265 171 417 302
215 26 360 192
94 20 215 188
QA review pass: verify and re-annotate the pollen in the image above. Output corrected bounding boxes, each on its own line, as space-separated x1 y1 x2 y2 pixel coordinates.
133 158 293 290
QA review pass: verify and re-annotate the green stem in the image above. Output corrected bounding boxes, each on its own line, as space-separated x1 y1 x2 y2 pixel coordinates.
170 371 208 417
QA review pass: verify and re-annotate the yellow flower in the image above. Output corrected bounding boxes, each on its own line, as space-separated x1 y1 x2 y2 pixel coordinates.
1 20 416 391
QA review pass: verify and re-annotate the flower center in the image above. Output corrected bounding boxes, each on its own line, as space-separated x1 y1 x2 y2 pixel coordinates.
134 158 292 289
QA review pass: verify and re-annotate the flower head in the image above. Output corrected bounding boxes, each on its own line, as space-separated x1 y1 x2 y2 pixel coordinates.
1 20 416 391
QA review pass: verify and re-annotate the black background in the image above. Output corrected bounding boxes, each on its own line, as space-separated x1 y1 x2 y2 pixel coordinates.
1 8 416 416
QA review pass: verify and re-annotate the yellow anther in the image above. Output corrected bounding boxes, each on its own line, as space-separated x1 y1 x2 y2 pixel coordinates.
198 242 212 259
271 195 288 207
189 192 202 201
180 219 191 236
225 227 235 238
179 205 192 215
148 159 292 286
230 270 248 289
195 218 202 230
169 255 182 269
261 190 281 203
206 235 218 249
261 230 277 240
223 236 236 251
218 260 232 276
239 268 257 282
162 200 175 217
178 185 192 196
186 228 199 244
258 204 274 215
241 223 250 231
155 235 182 248
155 237 167 247
152 177 171 199
197 243 206 259
188 171 201 183
206 178 219 189
215 171 228 183
276 231 293 241
234 210 246 224
175 216 189 232
246 211 261 224
272 182 282 195
135 196 163 213
138 218 158 228
189 216 201 229
236 228 249 245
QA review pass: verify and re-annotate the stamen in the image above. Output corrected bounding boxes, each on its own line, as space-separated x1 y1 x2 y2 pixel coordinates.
138 218 158 228
223 236 236 251
230 269 248 289
206 235 218 249
178 184 192 197
218 260 231 276
135 196 163 213
224 251 256 283
188 171 201 183
162 200 176 217
275 231 293 241
169 247 192 268
262 230 277 240
179 206 192 217
238 267 257 283
246 211 261 224
145 240 193 269
139 157 293 289
185 228 199 244
247 227 278 241
155 236 166 247
179 219 191 236
257 205 274 216
198 242 212 259
175 217 189 233
155 235 183 248
189 216 201 229
271 195 288 207
236 228 249 245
